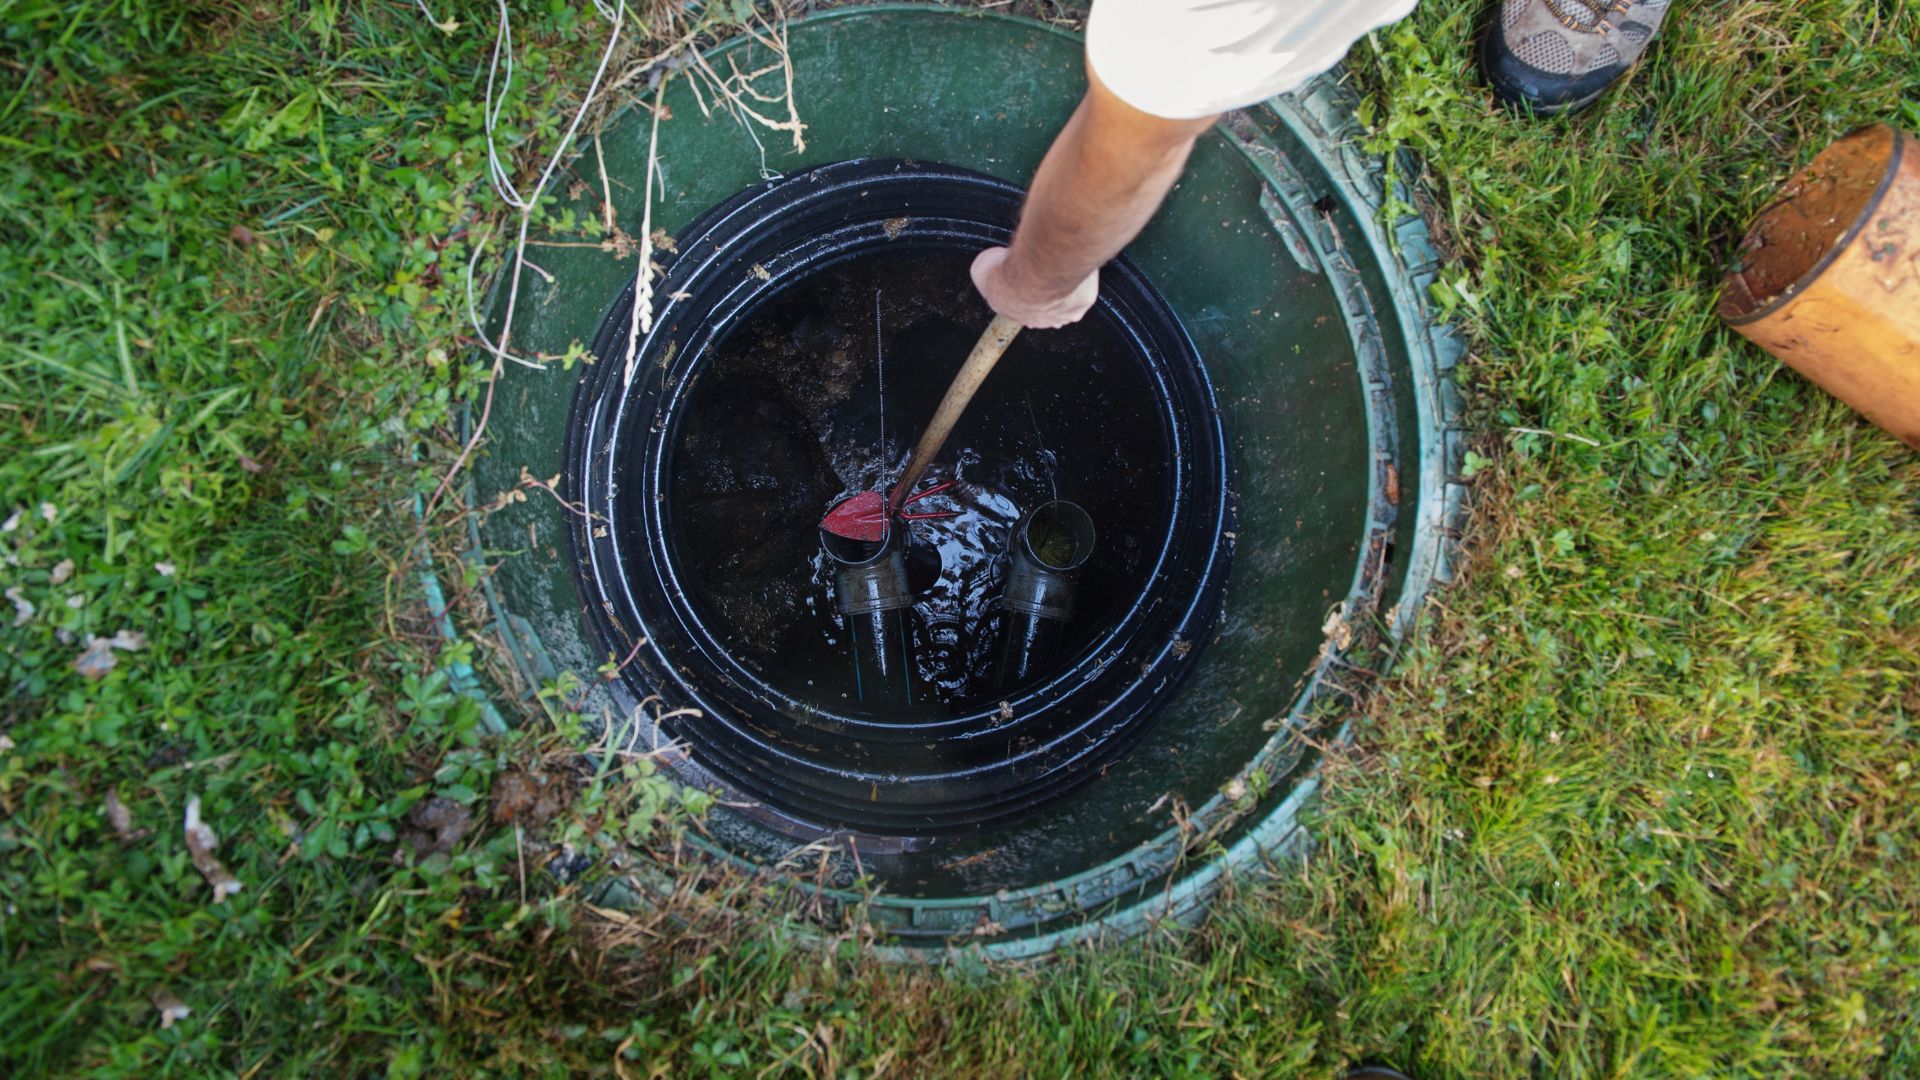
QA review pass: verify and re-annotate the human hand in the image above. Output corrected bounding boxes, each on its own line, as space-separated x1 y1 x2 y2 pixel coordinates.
969 246 1099 329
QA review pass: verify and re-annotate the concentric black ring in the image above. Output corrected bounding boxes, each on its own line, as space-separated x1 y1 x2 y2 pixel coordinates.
565 159 1234 835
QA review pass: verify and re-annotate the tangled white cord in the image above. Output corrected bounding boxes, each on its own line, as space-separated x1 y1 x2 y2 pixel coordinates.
427 0 630 514
471 0 628 370
421 1 805 514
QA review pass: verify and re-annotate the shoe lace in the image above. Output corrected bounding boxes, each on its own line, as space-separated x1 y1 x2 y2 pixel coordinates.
1551 0 1616 24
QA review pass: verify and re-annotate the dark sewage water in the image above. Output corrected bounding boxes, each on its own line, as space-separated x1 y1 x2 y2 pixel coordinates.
665 250 1176 717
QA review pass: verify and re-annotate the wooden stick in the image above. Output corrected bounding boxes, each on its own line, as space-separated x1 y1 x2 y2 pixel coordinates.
889 313 1023 511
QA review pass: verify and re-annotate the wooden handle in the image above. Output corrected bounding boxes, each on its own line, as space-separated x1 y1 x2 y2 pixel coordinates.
889 314 1023 511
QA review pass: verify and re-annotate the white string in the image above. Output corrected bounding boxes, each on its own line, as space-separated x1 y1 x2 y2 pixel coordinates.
421 0 629 516
425 2 815 442
462 221 544 369
412 0 448 31
482 0 624 213
482 0 522 207
471 0 628 372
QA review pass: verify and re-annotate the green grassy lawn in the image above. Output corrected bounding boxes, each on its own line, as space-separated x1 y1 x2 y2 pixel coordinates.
3 0 1917 1075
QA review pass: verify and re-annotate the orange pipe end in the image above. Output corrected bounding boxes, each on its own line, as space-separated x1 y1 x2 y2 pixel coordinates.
1720 124 1920 450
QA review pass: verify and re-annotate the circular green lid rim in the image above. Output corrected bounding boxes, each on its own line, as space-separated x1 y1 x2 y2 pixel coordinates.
436 2 1469 960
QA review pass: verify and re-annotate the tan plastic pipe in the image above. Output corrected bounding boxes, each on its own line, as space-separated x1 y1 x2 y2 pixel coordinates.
887 314 1023 512
1719 124 1920 449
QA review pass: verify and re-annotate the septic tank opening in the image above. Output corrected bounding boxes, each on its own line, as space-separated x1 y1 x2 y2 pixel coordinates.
569 160 1234 837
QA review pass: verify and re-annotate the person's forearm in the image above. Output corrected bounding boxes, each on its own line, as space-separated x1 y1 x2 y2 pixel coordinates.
970 68 1216 327
999 70 1216 302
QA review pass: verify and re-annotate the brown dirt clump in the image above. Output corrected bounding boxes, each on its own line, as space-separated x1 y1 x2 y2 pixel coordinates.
490 768 576 832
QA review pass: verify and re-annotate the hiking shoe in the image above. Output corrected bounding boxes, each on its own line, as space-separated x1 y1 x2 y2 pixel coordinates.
1481 0 1671 115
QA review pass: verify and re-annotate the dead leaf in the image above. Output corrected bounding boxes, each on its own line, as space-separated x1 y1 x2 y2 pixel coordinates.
491 769 573 831
73 637 117 678
184 796 244 902
238 454 266 474
403 797 472 858
105 790 134 839
72 631 146 679
230 224 257 246
6 586 32 627
152 989 191 1029
968 915 1006 939
1320 602 1354 651
49 558 74 584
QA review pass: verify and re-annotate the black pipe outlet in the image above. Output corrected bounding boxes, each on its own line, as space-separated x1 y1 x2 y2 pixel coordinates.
822 516 916 708
997 500 1095 686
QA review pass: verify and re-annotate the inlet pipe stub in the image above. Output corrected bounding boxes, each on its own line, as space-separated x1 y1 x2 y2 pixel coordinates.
1000 501 1096 622
822 516 913 616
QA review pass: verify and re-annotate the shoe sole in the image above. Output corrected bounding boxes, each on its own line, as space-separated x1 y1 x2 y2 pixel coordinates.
1477 29 1620 117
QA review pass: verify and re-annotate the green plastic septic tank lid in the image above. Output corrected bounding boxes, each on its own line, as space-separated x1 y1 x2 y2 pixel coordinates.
465 5 1466 960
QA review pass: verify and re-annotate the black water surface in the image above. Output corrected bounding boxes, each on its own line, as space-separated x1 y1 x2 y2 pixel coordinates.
667 251 1173 716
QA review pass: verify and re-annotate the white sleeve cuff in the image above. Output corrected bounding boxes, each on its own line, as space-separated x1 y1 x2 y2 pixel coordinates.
1086 0 1420 119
